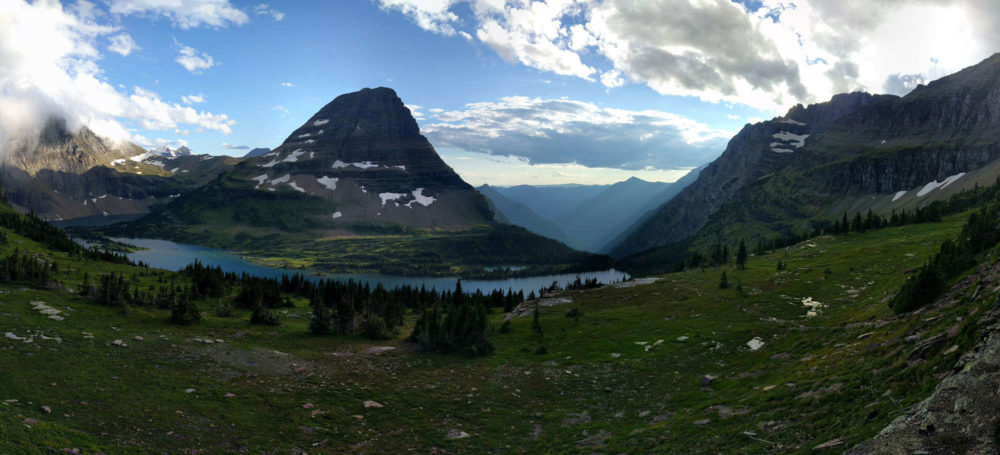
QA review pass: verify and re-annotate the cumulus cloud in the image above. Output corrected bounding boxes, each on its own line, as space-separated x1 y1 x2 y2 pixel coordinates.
280 81 294 87
181 93 206 104
0 0 236 158
107 33 139 56
222 142 249 150
423 96 732 170
176 44 215 73
272 105 290 116
377 0 1000 112
405 104 424 119
108 0 249 29
253 4 285 21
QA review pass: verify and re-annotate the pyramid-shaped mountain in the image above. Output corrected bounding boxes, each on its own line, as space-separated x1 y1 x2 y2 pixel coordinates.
113 88 601 276
233 87 491 228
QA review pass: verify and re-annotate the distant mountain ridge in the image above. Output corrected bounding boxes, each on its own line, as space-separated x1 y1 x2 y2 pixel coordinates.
476 184 584 249
487 173 700 253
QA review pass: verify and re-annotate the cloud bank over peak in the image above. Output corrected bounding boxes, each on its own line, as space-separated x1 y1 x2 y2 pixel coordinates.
0 0 238 157
423 96 732 170
378 0 1000 112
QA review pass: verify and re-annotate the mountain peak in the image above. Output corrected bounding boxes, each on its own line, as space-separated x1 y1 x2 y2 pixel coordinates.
280 87 419 146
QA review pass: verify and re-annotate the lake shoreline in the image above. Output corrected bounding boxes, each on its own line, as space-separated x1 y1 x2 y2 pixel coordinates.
105 237 628 295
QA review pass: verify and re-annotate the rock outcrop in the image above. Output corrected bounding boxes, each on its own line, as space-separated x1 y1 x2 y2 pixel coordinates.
848 262 1000 455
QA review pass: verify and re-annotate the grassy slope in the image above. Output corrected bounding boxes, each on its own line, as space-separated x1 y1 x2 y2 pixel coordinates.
2 208 996 453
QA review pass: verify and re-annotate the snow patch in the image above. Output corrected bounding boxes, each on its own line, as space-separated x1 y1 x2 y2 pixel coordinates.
778 118 806 126
892 190 906 202
283 149 305 163
271 174 291 185
297 132 311 138
332 160 348 169
917 173 965 197
332 211 342 219
252 174 269 189
129 152 152 162
771 148 795 154
353 161 377 169
169 167 180 173
317 176 338 191
147 160 165 168
288 181 305 193
771 132 809 148
406 188 435 207
379 192 407 206
110 158 126 166
313 118 329 126
304 139 316 144
746 337 765 351
261 158 280 168
394 165 406 171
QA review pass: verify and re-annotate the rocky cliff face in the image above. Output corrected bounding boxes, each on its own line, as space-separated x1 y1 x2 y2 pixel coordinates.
614 53 1000 261
610 92 887 258
225 87 493 230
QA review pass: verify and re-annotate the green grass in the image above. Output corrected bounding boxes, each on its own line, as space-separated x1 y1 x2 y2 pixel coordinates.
1 210 995 453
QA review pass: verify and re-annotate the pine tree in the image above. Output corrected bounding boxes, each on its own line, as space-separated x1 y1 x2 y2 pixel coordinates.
309 296 332 334
736 239 748 270
531 304 543 336
719 271 730 289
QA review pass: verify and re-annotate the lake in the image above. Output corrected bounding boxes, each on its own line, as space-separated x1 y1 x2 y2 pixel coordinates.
108 237 628 295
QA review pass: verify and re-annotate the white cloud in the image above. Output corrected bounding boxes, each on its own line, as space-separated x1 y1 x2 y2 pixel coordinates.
253 4 285 21
176 45 215 73
424 96 732 170
600 69 624 88
272 105 289 116
107 33 139 56
280 81 294 87
222 142 249 150
0 0 236 158
128 87 235 134
108 0 249 29
376 0 461 36
405 104 424 119
181 93 205 104
440 149 695 186
377 0 1000 112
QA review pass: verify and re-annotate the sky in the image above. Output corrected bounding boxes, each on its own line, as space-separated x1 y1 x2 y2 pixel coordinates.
0 0 998 185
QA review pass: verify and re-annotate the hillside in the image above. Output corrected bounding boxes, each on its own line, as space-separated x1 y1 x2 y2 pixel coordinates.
105 88 606 277
611 91 897 258
4 186 1000 452
615 53 1000 269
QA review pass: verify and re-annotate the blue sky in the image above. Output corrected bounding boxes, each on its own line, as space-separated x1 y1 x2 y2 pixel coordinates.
1 0 998 184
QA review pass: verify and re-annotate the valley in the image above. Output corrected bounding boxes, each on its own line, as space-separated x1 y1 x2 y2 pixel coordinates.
3 2 1000 452
2 196 996 453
